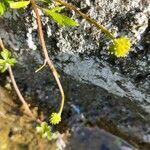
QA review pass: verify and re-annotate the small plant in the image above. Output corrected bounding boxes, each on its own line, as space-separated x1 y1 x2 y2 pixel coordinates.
0 0 30 15
36 122 53 140
36 122 60 141
0 0 132 141
0 48 16 72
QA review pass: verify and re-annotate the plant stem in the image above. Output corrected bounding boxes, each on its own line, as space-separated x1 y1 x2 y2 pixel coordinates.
35 59 47 73
54 0 115 39
8 65 35 117
30 0 65 115
0 38 36 119
0 38 5 49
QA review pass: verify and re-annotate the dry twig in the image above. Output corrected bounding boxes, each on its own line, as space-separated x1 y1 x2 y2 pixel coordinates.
30 0 65 115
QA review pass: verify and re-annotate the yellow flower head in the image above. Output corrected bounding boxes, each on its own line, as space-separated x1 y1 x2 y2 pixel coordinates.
50 112 61 125
109 36 131 57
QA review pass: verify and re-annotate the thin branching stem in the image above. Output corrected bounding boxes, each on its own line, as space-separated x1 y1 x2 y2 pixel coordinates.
8 65 35 117
35 59 47 73
30 0 65 115
0 38 36 119
54 0 115 39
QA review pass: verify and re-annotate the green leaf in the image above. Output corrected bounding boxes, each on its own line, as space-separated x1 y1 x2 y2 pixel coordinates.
51 12 79 26
7 58 16 65
44 8 79 26
1 49 11 60
36 122 53 140
0 2 6 15
0 59 5 64
47 131 52 140
0 64 8 73
0 49 16 73
8 1 30 9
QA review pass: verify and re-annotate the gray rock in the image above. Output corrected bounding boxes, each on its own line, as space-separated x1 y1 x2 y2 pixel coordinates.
66 127 135 150
0 0 150 149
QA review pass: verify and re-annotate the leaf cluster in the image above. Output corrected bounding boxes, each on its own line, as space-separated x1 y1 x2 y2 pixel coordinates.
0 0 78 27
36 122 60 141
0 0 30 15
36 122 53 140
0 49 16 72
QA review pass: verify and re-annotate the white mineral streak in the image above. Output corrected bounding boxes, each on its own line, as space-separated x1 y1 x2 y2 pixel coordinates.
26 32 37 50
47 25 52 37
26 10 37 50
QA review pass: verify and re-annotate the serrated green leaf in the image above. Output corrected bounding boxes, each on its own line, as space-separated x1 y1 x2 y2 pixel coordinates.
44 8 79 26
51 12 79 26
0 2 6 15
7 58 16 65
8 1 30 9
0 64 8 73
1 49 11 60
0 48 16 73
0 59 5 64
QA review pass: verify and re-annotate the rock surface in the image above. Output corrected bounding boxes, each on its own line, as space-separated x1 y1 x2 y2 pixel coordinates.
0 0 150 149
66 127 135 150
